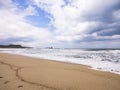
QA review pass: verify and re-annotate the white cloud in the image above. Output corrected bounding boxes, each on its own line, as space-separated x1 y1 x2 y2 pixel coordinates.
20 5 38 16
33 0 119 42
113 9 120 20
78 40 120 48
112 35 120 39
90 34 120 40
0 0 15 9
0 0 53 47
0 0 120 48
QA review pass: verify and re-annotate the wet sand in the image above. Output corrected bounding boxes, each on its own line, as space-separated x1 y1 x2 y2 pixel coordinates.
0 53 120 90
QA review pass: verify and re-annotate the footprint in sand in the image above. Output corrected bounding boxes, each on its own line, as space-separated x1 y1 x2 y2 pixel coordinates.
17 85 23 88
0 76 3 78
4 81 10 84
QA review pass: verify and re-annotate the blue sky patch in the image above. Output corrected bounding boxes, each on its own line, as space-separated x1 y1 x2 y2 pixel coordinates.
25 5 54 29
12 0 29 10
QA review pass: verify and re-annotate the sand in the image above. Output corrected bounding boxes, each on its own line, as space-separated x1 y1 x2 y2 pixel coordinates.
0 53 120 90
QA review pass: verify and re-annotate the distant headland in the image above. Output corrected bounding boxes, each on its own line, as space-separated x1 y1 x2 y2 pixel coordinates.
0 44 30 48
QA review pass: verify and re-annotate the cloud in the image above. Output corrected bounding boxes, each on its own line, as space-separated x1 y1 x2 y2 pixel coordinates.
20 5 38 16
113 9 120 20
0 0 53 47
0 0 120 48
33 0 120 42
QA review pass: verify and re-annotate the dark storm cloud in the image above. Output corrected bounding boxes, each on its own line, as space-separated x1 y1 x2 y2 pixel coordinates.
84 2 120 37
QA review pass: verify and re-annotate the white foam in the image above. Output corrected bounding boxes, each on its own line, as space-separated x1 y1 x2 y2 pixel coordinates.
0 48 120 75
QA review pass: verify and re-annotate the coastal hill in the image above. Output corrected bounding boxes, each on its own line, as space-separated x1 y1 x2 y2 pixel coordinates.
0 44 29 48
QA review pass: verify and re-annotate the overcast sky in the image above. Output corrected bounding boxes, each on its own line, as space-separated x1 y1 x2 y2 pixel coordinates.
0 0 120 48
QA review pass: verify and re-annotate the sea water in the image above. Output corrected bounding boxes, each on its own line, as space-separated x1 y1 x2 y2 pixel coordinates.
0 48 120 74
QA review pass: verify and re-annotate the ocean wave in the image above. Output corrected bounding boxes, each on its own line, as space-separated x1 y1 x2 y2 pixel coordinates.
0 48 120 74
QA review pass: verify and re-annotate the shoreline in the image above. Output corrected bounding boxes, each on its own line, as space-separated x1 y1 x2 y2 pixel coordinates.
1 52 120 75
0 53 120 90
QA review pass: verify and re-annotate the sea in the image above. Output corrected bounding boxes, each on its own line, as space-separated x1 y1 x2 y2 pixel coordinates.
0 48 120 75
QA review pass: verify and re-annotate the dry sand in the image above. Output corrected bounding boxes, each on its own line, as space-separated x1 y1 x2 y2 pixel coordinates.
0 53 120 90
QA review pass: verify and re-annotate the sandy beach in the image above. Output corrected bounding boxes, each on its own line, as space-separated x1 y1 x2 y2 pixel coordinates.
0 53 120 90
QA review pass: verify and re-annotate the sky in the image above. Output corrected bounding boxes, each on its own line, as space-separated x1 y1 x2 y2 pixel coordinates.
0 0 120 48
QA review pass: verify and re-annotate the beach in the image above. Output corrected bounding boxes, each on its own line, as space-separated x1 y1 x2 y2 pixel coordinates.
0 53 120 90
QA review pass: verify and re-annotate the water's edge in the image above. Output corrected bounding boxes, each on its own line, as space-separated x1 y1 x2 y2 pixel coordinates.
0 48 120 75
